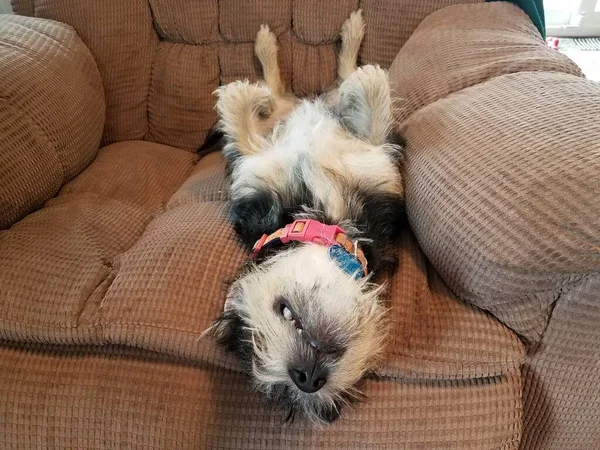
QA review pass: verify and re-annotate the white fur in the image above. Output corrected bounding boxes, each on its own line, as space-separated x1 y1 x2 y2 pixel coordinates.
211 10 401 424
227 244 388 422
230 98 402 223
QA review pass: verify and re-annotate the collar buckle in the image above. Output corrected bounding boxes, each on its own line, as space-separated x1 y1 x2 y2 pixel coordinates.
280 219 344 246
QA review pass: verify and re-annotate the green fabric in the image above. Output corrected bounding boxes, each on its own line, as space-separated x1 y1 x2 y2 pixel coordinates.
487 0 546 38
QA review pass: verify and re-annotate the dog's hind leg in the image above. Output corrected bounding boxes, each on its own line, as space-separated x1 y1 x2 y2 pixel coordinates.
338 10 365 81
338 65 393 146
255 25 284 95
215 81 273 157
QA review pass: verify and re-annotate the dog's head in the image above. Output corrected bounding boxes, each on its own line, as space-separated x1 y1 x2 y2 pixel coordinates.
210 243 387 423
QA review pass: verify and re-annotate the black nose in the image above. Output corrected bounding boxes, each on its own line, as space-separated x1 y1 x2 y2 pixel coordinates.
288 364 328 393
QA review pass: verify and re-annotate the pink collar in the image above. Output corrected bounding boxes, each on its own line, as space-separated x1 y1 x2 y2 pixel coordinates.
250 219 368 276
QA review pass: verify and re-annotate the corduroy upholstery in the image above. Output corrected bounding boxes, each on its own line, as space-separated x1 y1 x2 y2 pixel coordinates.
1 1 599 449
0 15 105 229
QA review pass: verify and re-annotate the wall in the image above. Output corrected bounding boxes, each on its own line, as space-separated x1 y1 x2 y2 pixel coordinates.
0 0 13 14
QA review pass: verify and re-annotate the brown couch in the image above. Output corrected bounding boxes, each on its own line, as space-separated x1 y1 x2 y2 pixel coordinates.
1 1 599 449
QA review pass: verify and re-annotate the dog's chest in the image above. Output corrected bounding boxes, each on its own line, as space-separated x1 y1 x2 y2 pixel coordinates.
273 105 399 218
232 102 400 222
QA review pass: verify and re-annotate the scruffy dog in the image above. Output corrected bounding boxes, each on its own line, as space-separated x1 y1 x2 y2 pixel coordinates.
207 10 404 423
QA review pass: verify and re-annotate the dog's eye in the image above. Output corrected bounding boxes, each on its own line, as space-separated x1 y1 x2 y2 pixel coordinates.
281 305 293 321
276 298 296 321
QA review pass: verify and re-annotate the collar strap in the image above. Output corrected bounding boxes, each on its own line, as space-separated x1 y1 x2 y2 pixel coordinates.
251 219 368 278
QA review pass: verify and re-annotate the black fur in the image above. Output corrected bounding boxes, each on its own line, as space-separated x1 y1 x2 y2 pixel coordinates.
211 309 253 366
230 162 317 249
269 384 343 424
198 125 225 154
354 190 405 276
230 189 284 248
232 184 405 276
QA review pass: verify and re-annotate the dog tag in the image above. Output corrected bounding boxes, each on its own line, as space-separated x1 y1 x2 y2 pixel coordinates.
328 245 364 279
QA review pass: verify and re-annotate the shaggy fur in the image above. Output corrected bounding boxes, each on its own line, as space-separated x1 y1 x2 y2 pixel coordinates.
207 10 405 424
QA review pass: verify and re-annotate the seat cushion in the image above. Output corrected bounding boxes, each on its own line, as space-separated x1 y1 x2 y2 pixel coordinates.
0 141 197 342
0 341 522 450
0 141 524 381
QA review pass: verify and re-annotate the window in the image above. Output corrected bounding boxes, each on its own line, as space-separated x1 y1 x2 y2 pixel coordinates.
545 0 600 36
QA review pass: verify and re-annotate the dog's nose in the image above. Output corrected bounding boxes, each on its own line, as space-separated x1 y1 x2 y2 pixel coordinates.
288 364 328 393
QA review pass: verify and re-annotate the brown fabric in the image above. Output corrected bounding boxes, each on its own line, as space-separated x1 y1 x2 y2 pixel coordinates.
149 0 219 44
167 151 230 208
97 201 245 365
0 15 104 229
0 341 523 450
401 71 600 346
0 141 197 342
383 229 525 380
60 141 199 214
220 0 292 43
10 0 33 15
147 42 220 151
220 32 294 90
11 2 599 448
31 0 158 145
293 0 359 45
0 101 63 230
521 275 600 450
360 0 483 68
389 2 583 124
292 39 338 95
0 193 150 338
9 1 492 151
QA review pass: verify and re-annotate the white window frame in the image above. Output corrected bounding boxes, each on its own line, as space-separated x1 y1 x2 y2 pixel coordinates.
546 0 600 37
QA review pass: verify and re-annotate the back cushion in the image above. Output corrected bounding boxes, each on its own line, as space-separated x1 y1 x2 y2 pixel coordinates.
12 0 483 150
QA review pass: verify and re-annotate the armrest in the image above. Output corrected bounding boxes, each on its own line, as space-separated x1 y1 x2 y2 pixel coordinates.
0 15 105 229
389 2 582 124
389 2 600 346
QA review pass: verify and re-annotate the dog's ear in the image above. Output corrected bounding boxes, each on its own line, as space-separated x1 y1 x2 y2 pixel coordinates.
338 65 393 146
210 283 254 365
230 188 284 248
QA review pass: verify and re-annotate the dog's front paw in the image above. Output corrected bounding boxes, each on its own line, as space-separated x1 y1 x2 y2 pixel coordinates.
341 9 365 45
352 64 389 87
339 64 392 146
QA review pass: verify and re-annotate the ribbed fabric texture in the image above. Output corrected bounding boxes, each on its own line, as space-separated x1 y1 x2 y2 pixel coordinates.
2 1 599 449
0 136 525 448
401 71 600 346
0 144 525 379
10 0 485 148
0 341 522 449
0 15 105 229
389 2 582 124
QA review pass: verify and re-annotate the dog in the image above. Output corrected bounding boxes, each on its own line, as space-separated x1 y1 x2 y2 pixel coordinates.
206 10 404 424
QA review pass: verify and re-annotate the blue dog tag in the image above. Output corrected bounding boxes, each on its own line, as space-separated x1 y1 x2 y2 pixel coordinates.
328 245 365 279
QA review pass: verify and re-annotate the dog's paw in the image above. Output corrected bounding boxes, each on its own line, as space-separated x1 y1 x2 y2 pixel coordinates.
215 80 273 117
339 64 392 146
353 64 389 87
255 24 278 58
340 65 390 107
341 9 365 46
